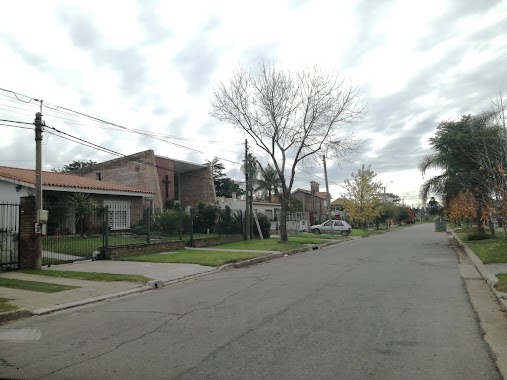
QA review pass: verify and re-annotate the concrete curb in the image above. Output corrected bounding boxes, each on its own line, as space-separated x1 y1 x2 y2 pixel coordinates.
0 308 33 325
450 230 507 311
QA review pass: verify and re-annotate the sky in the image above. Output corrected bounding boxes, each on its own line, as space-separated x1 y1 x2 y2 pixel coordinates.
1 0 506 207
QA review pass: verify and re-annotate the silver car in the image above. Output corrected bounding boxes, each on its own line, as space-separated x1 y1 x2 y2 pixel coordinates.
310 220 352 236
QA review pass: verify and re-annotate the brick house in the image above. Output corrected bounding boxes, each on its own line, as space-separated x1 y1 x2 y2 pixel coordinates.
291 181 331 224
77 150 216 211
0 166 154 233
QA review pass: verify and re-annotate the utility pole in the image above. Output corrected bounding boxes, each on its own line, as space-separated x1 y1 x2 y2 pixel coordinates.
244 139 250 240
34 106 43 269
323 155 333 236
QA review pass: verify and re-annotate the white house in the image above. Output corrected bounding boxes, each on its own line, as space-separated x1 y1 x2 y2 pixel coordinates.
218 197 282 225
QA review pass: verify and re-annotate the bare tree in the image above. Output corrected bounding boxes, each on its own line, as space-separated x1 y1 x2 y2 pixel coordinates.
210 62 365 242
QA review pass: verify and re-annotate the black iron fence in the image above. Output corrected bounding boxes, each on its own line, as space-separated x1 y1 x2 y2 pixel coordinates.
41 201 246 266
0 202 20 271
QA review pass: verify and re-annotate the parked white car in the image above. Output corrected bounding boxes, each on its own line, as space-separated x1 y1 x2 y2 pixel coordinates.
309 220 352 236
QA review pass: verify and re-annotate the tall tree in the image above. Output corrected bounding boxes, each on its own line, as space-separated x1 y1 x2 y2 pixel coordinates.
341 165 383 228
207 157 244 198
53 160 97 173
419 113 500 234
211 62 364 242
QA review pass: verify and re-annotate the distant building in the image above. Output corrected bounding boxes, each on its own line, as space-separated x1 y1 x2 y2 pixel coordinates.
291 181 331 224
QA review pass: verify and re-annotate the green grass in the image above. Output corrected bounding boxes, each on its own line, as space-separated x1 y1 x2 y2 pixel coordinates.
0 297 18 313
495 274 507 293
19 270 151 283
288 236 341 244
212 238 303 252
0 278 79 293
43 235 148 256
290 233 345 240
455 232 507 264
119 250 270 267
350 228 386 238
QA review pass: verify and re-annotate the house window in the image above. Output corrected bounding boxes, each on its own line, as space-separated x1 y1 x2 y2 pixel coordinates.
96 172 102 181
103 200 131 230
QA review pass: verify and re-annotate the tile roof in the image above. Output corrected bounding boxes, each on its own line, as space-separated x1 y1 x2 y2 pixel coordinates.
0 166 153 194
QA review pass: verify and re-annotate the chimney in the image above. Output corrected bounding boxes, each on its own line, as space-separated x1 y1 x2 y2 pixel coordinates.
310 181 320 194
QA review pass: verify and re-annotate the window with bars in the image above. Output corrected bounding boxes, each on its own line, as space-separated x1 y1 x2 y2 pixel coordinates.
103 201 131 230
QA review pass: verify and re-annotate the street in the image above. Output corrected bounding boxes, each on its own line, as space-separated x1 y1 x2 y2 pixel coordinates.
0 223 502 379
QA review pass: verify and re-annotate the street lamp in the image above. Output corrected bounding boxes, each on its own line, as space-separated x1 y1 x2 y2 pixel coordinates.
383 181 394 229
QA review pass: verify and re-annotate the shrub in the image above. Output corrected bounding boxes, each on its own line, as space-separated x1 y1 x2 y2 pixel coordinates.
254 213 271 238
153 209 180 235
192 202 219 233
131 225 147 235
466 233 491 241
219 206 243 234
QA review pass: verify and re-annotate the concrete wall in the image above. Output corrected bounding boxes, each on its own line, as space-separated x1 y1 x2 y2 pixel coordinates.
0 182 32 203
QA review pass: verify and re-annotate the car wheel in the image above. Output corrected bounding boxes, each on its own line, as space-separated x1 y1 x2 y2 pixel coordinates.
341 230 348 237
313 229 320 234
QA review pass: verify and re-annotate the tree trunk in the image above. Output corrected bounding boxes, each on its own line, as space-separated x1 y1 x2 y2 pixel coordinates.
279 198 289 243
489 215 496 238
476 205 485 235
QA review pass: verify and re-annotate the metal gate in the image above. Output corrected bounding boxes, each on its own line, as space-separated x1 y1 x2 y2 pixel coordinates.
0 202 20 271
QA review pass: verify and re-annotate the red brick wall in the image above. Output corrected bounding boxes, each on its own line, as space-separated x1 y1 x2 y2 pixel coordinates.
79 150 162 209
19 196 37 269
192 234 243 247
180 165 216 208
108 240 185 259
155 156 175 208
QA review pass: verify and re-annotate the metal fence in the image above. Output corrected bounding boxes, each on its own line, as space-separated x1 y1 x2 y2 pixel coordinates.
0 202 20 271
41 202 245 266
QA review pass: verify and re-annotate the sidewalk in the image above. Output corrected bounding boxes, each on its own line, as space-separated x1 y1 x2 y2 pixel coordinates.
450 230 507 311
0 260 217 324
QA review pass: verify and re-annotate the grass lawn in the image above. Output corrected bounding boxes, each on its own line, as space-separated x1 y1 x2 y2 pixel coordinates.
119 249 270 267
0 278 79 293
0 297 18 313
290 233 345 240
455 232 507 264
288 236 341 244
350 229 386 238
495 274 507 293
212 238 302 252
43 235 148 256
19 270 151 283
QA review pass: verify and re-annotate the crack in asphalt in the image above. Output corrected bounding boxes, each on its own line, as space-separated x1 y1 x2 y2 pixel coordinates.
35 275 270 379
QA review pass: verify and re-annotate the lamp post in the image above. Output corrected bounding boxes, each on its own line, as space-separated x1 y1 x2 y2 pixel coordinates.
383 181 393 229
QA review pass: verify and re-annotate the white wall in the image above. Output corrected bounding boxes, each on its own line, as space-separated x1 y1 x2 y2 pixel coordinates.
0 182 31 203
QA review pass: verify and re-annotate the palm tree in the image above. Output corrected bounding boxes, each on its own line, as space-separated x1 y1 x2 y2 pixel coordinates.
256 164 281 202
67 193 95 237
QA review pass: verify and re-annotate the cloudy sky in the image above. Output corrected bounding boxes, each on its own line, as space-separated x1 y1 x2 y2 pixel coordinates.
1 0 506 206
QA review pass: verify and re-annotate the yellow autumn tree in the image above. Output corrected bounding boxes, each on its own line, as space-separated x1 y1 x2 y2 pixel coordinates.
446 192 476 227
342 165 384 228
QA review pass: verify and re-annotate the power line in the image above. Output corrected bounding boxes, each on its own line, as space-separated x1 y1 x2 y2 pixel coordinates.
0 118 34 125
0 123 33 130
0 86 243 163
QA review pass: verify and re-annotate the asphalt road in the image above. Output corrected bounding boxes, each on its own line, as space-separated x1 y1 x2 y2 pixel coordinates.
0 223 502 379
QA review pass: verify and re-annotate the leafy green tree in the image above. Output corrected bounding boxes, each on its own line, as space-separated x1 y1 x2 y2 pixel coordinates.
207 157 244 198
427 197 442 216
54 160 97 173
419 113 501 234
342 165 383 228
288 197 303 212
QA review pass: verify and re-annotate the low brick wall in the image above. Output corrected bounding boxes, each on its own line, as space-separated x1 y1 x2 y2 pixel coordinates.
108 240 185 260
192 234 244 248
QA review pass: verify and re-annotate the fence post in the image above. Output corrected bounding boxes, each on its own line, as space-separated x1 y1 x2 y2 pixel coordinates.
218 206 221 236
189 207 193 247
179 206 183 241
146 205 151 244
103 206 109 257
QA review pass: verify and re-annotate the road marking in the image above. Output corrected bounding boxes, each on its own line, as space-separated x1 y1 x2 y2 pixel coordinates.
0 328 42 342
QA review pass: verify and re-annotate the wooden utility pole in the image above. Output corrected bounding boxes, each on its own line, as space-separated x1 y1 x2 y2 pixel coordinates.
323 155 333 236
